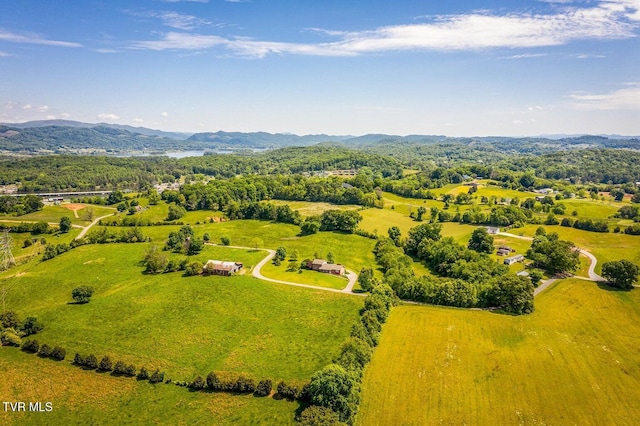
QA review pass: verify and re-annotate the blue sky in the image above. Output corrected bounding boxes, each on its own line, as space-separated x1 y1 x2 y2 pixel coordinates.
1 0 639 136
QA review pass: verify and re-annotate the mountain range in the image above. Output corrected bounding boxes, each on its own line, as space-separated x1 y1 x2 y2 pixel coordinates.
0 120 638 155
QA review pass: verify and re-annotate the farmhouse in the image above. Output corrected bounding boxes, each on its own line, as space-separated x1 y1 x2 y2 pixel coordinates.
486 226 500 235
504 254 525 265
307 258 346 275
319 263 346 276
203 260 243 276
307 259 328 271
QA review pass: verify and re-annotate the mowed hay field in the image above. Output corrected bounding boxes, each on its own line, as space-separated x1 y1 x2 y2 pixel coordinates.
0 348 299 426
358 279 640 425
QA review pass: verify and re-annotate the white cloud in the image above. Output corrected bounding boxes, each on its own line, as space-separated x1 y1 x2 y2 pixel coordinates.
38 105 49 113
161 112 169 117
133 118 144 124
131 1 640 57
0 29 82 47
95 48 119 54
22 104 32 110
506 53 550 59
574 53 606 58
132 32 226 50
97 113 120 121
568 83 640 110
0 51 11 57
125 10 211 31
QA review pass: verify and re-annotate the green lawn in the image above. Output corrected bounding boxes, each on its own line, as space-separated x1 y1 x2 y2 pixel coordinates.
3 243 363 383
358 279 640 425
260 260 349 290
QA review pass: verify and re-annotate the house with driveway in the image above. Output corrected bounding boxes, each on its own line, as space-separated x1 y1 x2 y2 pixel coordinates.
307 259 346 276
203 260 243 276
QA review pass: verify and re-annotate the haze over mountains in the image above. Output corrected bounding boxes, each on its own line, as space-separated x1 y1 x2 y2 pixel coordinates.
0 120 638 155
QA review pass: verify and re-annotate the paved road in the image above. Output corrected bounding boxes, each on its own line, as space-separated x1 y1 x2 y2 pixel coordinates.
206 243 363 296
498 231 605 296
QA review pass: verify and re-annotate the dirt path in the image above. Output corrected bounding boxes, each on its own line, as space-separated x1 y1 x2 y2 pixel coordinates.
75 213 116 240
206 243 363 296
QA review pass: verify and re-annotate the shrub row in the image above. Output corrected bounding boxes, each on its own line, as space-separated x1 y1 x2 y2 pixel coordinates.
21 339 66 360
100 218 185 227
42 228 150 261
71 352 165 383
300 282 397 424
185 372 285 399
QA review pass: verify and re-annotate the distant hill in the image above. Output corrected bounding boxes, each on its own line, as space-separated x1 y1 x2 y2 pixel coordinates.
187 131 350 147
1 120 191 140
0 120 638 155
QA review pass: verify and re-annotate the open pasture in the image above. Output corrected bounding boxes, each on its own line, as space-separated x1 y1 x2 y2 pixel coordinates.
9 203 116 225
3 243 363 382
0 348 299 426
270 199 360 216
358 279 640 425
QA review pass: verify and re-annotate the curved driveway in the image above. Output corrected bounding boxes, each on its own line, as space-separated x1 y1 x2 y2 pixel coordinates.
498 231 605 296
207 243 362 296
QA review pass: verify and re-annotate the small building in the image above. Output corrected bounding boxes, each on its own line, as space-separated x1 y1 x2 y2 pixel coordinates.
486 226 500 235
203 260 243 276
516 270 530 277
496 248 511 256
318 263 345 276
504 254 525 265
498 245 514 252
307 259 328 271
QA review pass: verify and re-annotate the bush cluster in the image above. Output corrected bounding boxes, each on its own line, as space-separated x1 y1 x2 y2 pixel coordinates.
20 340 66 360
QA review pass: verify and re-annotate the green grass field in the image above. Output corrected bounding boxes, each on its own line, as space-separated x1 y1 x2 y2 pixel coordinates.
260 260 349 290
3 203 116 225
3 243 363 382
270 200 360 216
0 348 300 426
505 224 640 273
357 279 640 425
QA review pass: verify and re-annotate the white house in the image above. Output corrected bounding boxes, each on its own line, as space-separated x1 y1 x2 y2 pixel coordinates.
504 254 525 265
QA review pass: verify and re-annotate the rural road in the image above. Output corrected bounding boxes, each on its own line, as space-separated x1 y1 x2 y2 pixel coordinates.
206 243 362 296
75 213 116 240
498 231 606 296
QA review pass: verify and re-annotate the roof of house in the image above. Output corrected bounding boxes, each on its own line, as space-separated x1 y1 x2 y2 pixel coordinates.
319 263 344 272
506 254 525 261
311 259 327 266
204 260 238 270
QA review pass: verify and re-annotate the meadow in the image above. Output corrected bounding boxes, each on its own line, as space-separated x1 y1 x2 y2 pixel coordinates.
2 242 363 382
357 279 640 425
0 348 300 425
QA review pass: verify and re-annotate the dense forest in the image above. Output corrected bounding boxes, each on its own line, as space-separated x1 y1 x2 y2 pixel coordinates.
0 127 639 195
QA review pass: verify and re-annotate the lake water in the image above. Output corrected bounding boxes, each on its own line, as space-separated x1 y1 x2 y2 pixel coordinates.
165 150 209 158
